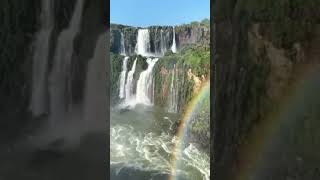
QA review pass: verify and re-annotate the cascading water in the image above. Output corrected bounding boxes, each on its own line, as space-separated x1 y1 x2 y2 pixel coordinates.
160 29 167 56
30 0 54 116
135 29 151 57
119 57 129 99
136 58 159 105
48 0 84 121
171 27 177 53
83 33 107 126
168 64 178 113
120 32 126 55
124 58 137 101
111 24 210 180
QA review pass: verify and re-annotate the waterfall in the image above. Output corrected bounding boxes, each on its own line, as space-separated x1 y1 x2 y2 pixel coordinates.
168 64 178 113
120 32 126 55
83 33 107 125
48 0 84 120
160 29 167 56
135 29 151 57
171 27 177 53
30 0 54 116
136 58 159 105
119 56 129 99
125 58 137 100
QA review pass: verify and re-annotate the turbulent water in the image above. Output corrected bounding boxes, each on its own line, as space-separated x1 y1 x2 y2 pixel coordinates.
30 0 54 116
119 57 129 99
110 106 210 180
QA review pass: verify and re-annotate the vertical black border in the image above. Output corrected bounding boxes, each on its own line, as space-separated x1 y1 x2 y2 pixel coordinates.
210 0 216 180
105 0 110 179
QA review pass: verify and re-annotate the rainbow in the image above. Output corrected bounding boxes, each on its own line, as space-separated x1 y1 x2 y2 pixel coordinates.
169 81 210 180
234 66 320 180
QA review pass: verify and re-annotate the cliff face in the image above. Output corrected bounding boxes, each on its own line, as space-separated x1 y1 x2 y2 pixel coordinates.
0 0 40 142
110 22 210 56
214 0 320 179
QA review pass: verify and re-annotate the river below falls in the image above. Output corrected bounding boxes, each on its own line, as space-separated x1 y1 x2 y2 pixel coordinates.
110 105 210 180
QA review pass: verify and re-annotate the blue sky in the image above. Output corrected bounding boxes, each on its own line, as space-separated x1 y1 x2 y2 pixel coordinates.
111 0 210 27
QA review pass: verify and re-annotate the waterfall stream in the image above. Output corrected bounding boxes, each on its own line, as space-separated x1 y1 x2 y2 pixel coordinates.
136 58 159 105
30 0 54 116
119 57 129 99
168 64 178 113
125 58 137 101
135 29 152 57
83 33 107 126
48 0 85 122
171 27 177 53
120 32 126 55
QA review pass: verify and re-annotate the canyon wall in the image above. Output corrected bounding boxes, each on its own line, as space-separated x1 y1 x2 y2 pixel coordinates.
214 0 320 179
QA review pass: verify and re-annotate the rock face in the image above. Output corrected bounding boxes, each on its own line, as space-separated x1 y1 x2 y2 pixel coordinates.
0 0 41 142
214 0 320 179
110 22 210 56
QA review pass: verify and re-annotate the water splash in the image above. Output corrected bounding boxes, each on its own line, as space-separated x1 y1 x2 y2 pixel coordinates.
111 125 209 179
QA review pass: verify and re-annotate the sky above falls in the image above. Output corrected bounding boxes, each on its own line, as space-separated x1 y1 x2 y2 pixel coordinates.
110 0 210 27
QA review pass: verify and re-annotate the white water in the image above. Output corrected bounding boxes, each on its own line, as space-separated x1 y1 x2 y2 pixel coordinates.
48 0 84 121
111 124 210 180
124 58 137 101
135 29 152 57
119 57 129 99
136 58 159 105
30 0 54 116
171 27 177 53
168 65 178 113
120 32 126 55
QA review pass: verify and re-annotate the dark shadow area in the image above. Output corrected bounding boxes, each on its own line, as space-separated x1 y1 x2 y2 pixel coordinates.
214 0 320 179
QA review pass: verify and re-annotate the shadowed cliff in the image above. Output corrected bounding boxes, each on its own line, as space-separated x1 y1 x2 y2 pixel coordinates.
214 0 320 179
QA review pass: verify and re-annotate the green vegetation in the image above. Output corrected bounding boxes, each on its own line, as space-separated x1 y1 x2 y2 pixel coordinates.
158 45 210 77
110 52 122 102
190 96 210 139
153 44 210 113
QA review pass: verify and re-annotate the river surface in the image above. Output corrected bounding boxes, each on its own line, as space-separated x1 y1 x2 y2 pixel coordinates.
110 105 209 180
